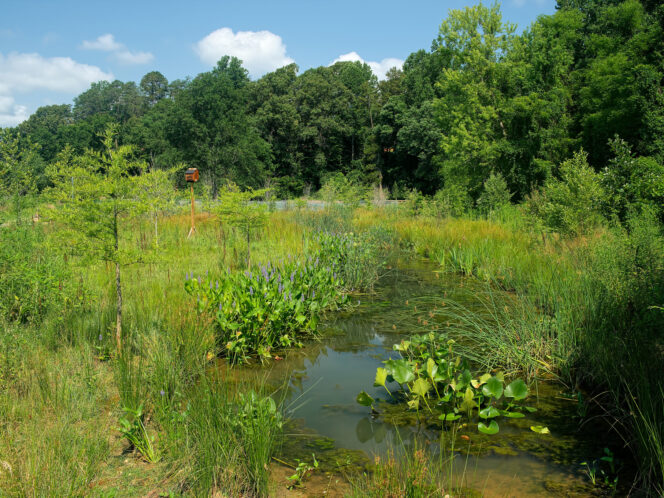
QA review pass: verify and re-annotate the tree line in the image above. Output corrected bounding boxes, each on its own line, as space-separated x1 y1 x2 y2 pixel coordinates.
2 0 664 213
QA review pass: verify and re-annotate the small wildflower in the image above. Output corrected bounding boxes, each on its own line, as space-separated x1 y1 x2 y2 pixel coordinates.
197 276 201 285
185 272 189 281
216 281 219 290
98 334 103 341
160 389 165 397
249 287 254 296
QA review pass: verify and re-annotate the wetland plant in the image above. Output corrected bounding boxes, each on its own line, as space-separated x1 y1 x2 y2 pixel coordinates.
357 334 542 435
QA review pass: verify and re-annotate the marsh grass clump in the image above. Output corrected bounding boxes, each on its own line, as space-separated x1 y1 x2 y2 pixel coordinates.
347 446 459 498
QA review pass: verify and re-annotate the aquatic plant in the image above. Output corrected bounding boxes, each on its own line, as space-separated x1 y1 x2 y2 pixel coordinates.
357 334 540 435
287 453 319 489
117 404 159 463
185 254 348 362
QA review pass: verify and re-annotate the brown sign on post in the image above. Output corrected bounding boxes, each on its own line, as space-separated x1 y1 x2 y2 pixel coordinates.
185 168 199 182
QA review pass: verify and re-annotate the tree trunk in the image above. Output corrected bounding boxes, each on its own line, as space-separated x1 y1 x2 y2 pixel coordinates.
154 211 159 248
246 229 251 268
114 205 123 351
116 261 122 352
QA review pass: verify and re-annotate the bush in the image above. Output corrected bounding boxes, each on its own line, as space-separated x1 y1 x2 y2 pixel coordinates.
477 172 512 215
433 182 471 217
602 137 664 222
0 226 85 324
526 150 606 236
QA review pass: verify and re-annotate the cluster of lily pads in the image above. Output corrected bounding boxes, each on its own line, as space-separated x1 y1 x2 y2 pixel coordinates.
357 332 547 435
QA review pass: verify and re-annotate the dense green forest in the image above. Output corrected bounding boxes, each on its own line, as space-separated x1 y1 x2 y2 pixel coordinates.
3 0 664 213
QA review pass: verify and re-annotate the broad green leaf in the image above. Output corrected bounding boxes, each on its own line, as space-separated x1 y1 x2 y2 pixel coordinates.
439 413 461 422
479 406 501 419
411 378 431 397
374 368 388 388
407 398 420 410
482 376 504 399
478 420 499 435
426 358 438 380
530 425 550 434
479 373 492 384
500 410 525 418
356 391 374 407
523 406 537 413
459 387 477 414
385 359 415 384
504 379 528 400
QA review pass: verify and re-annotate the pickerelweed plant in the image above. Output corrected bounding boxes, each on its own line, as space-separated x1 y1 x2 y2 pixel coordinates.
357 333 542 435
185 252 349 362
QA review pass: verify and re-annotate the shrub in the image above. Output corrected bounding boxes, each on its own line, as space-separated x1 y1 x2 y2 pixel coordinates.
0 226 85 324
477 172 512 215
526 150 606 236
433 182 471 218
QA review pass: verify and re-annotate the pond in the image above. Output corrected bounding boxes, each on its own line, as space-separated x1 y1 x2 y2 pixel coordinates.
241 259 626 496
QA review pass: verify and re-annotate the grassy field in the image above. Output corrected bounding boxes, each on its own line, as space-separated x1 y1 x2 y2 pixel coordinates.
0 203 662 495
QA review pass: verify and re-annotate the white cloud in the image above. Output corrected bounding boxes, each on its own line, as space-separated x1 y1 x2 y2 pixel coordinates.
0 95 29 127
82 33 123 52
115 50 154 65
195 27 295 78
82 33 154 65
0 52 113 127
331 52 403 80
0 52 113 94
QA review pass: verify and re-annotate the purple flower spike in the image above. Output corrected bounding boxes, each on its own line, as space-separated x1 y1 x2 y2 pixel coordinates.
290 271 295 283
98 334 103 341
160 389 165 397
219 303 222 311
300 294 304 302
216 281 219 290
249 287 254 296
312 290 316 298
185 272 189 281
197 276 201 285
209 281 213 289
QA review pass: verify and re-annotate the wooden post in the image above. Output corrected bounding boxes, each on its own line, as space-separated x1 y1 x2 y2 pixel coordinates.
188 183 196 238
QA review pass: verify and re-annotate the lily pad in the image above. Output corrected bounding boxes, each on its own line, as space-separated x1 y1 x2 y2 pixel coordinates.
504 379 528 400
439 413 461 421
374 368 388 389
385 359 415 384
478 420 500 435
411 378 431 397
356 391 374 407
482 376 504 399
479 406 501 419
530 425 550 434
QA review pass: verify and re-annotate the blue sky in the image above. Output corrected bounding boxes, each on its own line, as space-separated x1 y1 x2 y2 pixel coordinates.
0 0 556 127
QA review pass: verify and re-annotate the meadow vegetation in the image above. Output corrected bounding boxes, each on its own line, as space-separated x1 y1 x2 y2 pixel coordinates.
1 0 664 494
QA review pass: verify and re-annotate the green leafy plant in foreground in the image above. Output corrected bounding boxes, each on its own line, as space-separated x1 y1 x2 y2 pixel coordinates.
186 253 348 362
357 333 545 435
117 404 159 463
287 453 318 489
